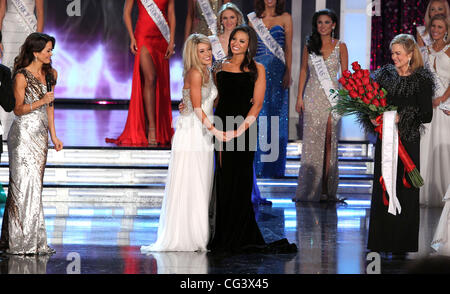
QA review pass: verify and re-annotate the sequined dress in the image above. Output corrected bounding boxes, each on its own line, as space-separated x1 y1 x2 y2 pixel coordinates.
254 25 289 178
192 0 223 36
141 72 217 252
0 69 54 255
294 42 341 202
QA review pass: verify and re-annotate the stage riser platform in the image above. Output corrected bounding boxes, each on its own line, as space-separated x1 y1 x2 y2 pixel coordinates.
0 142 374 203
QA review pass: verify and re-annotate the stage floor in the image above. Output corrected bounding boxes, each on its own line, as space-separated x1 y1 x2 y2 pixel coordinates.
0 200 444 274
0 107 446 275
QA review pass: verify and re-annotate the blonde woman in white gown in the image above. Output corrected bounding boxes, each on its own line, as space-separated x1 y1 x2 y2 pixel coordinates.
0 0 44 138
419 14 450 207
141 34 225 252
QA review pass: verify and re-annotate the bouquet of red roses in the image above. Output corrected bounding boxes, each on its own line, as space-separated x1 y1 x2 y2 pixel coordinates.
331 61 396 121
331 62 423 199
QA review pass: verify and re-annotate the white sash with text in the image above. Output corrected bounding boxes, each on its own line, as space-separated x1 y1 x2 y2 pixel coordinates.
197 0 218 35
140 0 170 43
11 0 37 33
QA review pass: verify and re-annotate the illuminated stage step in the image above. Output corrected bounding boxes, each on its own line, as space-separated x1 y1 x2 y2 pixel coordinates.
0 141 374 202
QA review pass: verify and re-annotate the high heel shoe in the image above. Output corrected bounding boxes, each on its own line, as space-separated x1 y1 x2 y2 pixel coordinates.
148 127 158 146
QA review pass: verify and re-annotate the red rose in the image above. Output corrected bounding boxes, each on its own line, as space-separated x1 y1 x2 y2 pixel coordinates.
352 62 361 71
342 70 352 78
373 82 380 90
338 77 347 86
355 70 364 79
355 79 363 87
379 90 385 98
380 98 387 107
358 87 365 95
367 92 375 100
349 90 359 98
344 84 354 91
372 99 380 107
363 70 370 77
348 78 356 85
374 89 379 95
366 84 374 92
362 97 371 104
362 77 370 86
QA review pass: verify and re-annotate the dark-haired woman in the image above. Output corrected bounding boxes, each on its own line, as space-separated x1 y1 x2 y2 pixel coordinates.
0 0 44 140
293 9 348 202
0 32 63 255
208 25 296 254
250 0 292 179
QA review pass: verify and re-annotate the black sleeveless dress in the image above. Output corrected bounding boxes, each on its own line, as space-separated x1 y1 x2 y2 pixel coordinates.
207 71 297 254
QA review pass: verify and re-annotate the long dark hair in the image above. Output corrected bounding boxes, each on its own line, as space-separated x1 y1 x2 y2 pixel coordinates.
306 9 339 56
13 32 56 84
227 24 258 82
255 0 286 17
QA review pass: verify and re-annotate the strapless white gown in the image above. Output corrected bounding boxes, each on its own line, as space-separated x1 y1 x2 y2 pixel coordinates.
141 74 217 252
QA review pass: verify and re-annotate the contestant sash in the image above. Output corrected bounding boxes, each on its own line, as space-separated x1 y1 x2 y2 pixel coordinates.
310 52 339 114
197 0 218 35
208 35 226 60
247 12 285 64
417 26 433 47
382 111 401 216
140 0 171 43
11 0 37 33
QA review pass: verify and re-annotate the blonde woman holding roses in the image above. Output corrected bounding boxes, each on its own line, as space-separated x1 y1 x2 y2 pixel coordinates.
293 9 348 203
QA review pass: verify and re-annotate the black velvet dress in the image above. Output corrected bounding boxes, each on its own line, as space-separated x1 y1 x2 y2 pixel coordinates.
207 70 296 254
367 64 434 253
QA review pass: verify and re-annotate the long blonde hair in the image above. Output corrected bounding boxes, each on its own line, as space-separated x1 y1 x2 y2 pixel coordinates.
390 34 424 72
182 34 211 84
424 0 450 32
216 3 245 35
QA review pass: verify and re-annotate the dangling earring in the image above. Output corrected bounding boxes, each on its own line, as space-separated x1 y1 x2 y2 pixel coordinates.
408 58 411 68
445 32 448 42
332 27 335 39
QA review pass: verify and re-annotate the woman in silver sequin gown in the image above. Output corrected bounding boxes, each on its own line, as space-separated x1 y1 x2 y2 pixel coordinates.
293 10 348 202
0 33 63 255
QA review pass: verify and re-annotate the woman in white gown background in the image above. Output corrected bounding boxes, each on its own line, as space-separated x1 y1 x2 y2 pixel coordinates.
419 14 450 208
0 0 44 138
141 34 225 252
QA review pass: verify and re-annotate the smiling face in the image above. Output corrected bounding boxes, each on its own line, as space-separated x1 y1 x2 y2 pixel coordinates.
34 41 53 64
430 18 448 41
197 42 212 67
429 1 447 18
317 15 335 36
264 0 276 8
229 30 249 56
391 43 413 69
221 9 238 33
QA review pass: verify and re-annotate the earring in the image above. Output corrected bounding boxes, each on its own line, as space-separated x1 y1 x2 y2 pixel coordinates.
408 58 411 68
445 32 448 42
332 28 335 39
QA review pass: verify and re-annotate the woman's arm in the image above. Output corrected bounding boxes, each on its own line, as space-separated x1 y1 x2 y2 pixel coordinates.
46 69 63 151
0 0 6 31
417 31 425 47
184 0 194 41
232 63 266 137
282 12 293 89
13 73 53 116
164 0 176 59
295 45 309 113
35 0 44 32
123 0 137 54
339 41 349 73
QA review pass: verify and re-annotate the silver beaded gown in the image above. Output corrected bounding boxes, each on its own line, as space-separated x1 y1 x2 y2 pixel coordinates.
295 42 341 202
0 69 54 255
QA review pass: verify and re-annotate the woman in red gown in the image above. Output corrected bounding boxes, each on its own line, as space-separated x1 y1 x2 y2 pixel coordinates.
107 0 175 146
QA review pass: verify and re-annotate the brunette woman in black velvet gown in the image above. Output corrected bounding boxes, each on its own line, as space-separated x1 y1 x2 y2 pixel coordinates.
207 25 297 254
367 34 434 257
